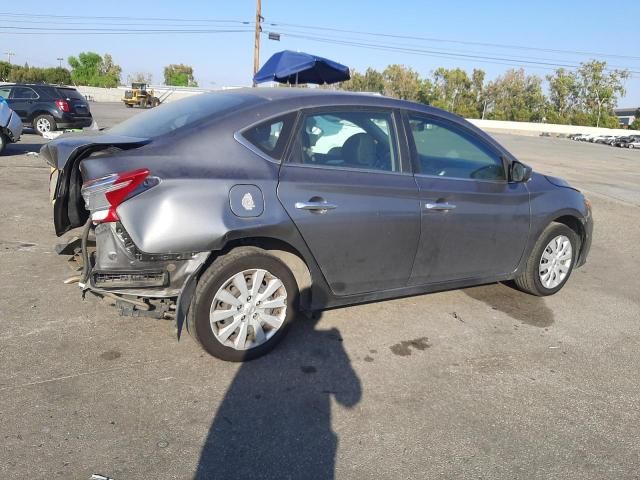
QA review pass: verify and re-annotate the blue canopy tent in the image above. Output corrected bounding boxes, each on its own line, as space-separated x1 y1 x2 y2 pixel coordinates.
254 50 350 85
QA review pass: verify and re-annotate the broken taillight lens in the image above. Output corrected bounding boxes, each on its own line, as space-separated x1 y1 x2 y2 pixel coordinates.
81 168 152 223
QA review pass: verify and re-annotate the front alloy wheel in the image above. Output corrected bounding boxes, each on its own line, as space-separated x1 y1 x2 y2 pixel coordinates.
538 235 572 289
514 223 578 296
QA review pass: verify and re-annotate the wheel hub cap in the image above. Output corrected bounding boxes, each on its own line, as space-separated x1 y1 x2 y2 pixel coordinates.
209 268 287 351
36 118 51 133
539 235 573 289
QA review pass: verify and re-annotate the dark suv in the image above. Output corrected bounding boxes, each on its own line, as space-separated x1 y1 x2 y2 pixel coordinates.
0 84 92 135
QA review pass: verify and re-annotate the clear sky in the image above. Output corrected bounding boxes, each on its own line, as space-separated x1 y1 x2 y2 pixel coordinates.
1 0 639 106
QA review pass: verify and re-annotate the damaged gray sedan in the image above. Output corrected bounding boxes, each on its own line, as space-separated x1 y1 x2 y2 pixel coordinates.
43 89 593 361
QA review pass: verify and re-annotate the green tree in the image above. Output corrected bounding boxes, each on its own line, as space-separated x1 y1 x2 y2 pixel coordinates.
485 69 545 122
340 67 385 93
6 65 71 84
415 78 435 105
574 60 629 127
68 52 121 87
429 68 485 117
0 61 11 81
546 68 578 123
630 110 640 130
164 64 198 87
100 54 122 85
382 64 421 101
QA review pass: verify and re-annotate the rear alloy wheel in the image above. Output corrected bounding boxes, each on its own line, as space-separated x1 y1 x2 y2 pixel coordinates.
34 114 56 135
514 223 578 296
188 248 298 361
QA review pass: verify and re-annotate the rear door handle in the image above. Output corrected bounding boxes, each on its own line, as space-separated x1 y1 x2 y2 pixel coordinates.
424 202 456 211
295 201 337 213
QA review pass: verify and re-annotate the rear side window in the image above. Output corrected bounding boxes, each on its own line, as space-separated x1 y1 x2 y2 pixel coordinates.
408 114 505 181
0 86 11 99
11 87 38 99
241 113 296 161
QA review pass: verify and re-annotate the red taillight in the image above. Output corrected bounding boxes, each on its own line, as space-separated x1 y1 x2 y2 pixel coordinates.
55 99 70 112
81 168 150 223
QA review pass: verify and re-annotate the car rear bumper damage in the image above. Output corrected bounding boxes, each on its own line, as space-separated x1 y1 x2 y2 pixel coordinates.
60 221 209 322
88 222 208 298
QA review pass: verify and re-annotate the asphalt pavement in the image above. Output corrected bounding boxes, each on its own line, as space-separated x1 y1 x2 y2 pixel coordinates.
1 102 639 480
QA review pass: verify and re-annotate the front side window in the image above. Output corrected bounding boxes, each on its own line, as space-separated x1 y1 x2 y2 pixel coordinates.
11 87 38 99
408 114 505 181
289 110 400 173
241 113 295 161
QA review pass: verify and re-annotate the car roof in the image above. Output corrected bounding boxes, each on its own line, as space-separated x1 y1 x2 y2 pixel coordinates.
1 83 75 89
205 87 463 123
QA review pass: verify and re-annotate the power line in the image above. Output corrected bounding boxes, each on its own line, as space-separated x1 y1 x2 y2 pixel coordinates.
0 18 254 28
266 31 640 74
0 25 254 33
0 28 254 35
266 20 640 62
271 27 638 71
0 12 251 24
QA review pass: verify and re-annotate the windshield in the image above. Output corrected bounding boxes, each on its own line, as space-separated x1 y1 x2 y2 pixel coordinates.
109 92 255 138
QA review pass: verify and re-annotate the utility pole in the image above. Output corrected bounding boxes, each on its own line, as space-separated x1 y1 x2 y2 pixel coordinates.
4 51 15 64
252 0 262 87
57 57 64 68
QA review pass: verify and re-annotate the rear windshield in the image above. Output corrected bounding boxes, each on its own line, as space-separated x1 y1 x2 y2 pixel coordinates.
56 88 85 100
109 93 254 138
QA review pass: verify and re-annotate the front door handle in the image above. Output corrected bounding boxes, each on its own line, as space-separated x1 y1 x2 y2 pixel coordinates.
424 202 456 211
295 201 337 213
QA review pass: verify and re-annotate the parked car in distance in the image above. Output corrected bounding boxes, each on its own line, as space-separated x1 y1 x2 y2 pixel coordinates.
594 135 616 144
627 140 640 149
613 135 640 147
42 89 593 361
0 100 22 154
0 84 92 135
573 133 591 141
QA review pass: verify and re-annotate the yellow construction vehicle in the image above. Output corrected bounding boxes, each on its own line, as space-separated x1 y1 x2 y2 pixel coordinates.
122 83 160 108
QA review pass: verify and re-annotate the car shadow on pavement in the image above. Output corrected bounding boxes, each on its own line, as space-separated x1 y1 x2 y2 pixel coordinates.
193 298 362 480
462 282 555 327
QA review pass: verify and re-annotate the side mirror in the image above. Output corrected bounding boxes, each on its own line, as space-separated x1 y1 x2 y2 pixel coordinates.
510 161 532 183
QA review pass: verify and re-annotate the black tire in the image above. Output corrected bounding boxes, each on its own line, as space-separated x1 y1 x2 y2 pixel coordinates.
33 114 56 136
187 247 299 362
514 223 578 296
151 98 160 107
125 103 133 108
0 134 6 154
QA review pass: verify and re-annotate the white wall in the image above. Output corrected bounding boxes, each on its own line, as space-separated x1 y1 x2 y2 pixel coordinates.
468 119 640 137
75 85 207 103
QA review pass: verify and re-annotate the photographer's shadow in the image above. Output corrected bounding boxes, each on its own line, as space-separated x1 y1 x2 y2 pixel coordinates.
194 305 361 480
